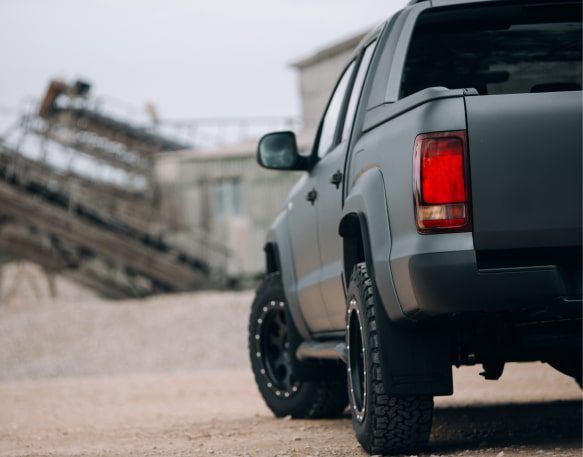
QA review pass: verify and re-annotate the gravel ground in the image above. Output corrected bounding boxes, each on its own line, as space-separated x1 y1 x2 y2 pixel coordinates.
1 365 581 457
0 270 581 456
0 274 253 380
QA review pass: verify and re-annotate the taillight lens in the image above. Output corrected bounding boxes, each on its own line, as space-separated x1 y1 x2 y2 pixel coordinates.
414 131 470 232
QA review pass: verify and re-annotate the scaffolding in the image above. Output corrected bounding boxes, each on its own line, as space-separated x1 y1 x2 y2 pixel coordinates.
0 79 215 297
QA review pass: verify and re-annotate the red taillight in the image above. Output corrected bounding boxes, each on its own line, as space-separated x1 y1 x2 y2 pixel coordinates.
414 131 470 232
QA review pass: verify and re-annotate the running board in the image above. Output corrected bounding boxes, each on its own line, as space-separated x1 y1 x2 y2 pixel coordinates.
295 341 347 363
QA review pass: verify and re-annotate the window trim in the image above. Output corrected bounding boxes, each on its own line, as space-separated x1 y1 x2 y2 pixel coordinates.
383 2 429 103
341 39 378 144
311 29 383 164
364 11 404 110
312 59 357 161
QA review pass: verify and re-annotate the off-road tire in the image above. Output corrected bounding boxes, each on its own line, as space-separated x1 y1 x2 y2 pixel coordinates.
346 263 433 454
249 272 348 418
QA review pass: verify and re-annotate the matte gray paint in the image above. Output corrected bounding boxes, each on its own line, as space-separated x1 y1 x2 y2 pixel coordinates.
383 1 430 102
466 92 583 250
352 95 473 320
363 87 477 133
406 250 579 315
263 0 581 338
365 10 405 110
285 172 334 332
342 167 406 322
313 141 350 328
265 209 311 339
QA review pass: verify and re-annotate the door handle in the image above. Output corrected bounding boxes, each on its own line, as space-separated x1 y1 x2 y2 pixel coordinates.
329 170 343 189
306 188 318 205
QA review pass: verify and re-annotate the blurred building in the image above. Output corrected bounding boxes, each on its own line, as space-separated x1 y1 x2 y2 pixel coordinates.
157 32 366 281
156 133 312 282
292 31 367 131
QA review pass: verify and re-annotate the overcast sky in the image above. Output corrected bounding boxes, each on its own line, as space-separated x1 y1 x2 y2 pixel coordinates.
0 0 404 127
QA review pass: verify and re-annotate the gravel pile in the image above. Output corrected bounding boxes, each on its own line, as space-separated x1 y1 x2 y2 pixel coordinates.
0 262 254 380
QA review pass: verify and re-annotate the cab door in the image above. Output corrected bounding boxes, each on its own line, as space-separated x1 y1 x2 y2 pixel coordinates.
285 172 328 332
287 62 354 333
314 41 378 330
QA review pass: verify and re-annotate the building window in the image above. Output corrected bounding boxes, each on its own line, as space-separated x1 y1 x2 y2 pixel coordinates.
213 177 244 217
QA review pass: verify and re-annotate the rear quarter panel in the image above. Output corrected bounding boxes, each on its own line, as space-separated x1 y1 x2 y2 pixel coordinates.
348 96 473 319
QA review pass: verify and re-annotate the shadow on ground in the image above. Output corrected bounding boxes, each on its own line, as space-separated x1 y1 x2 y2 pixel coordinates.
429 400 582 453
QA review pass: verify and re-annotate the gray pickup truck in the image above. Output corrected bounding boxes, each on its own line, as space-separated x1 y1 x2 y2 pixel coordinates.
248 0 582 454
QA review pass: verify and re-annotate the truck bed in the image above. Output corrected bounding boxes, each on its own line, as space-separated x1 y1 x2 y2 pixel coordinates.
466 91 582 253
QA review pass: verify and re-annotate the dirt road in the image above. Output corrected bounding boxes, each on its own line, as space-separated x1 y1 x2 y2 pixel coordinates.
0 282 581 456
1 364 581 457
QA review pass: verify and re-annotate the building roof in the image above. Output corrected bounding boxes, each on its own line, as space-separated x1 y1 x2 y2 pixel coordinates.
158 129 316 164
291 30 369 70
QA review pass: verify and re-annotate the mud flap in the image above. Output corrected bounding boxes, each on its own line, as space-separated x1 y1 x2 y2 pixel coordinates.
373 295 453 396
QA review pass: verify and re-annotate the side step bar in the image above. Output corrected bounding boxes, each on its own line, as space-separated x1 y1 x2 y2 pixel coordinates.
295 341 347 363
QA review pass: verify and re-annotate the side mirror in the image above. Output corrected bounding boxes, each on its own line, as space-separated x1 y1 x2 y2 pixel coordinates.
257 131 308 171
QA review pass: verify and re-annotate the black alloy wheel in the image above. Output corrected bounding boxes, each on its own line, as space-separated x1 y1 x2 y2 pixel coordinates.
254 299 299 398
249 272 349 419
347 302 367 422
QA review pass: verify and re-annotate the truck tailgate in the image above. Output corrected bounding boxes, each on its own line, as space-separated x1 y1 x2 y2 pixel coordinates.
466 92 582 251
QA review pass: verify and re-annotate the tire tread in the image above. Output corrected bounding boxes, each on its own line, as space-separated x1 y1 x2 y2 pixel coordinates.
349 263 433 454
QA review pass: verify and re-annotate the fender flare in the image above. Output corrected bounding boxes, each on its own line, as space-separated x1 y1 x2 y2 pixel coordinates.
340 168 453 396
340 167 408 322
265 216 344 381
265 211 311 340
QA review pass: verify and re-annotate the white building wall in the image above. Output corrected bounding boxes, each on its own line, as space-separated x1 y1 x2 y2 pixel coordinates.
156 150 300 279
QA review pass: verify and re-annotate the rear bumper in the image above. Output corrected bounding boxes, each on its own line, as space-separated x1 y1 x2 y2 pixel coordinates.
395 249 582 320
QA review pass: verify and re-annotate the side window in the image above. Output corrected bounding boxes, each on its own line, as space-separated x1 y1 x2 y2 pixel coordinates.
341 41 377 142
317 61 355 158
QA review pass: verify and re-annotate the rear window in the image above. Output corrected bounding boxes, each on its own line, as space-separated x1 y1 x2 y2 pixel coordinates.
401 2 582 98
